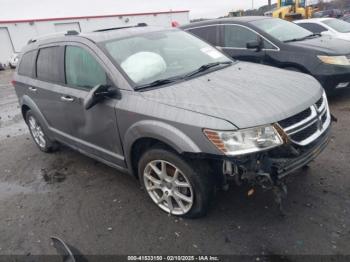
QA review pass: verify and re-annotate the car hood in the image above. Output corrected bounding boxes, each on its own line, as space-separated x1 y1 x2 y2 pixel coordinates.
140 62 323 129
288 35 350 55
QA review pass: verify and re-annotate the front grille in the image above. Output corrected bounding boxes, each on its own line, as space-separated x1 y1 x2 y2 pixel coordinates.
278 93 330 146
316 96 323 109
278 108 312 128
321 113 327 124
290 122 318 142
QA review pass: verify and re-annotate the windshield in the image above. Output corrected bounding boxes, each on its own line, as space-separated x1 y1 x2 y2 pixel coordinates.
323 18 350 33
103 30 231 87
251 18 313 42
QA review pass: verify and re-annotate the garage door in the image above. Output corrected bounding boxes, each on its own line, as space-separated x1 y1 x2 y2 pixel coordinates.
0 28 14 64
54 22 81 33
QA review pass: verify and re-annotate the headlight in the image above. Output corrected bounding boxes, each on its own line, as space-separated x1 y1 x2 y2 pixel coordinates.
204 125 283 156
317 55 350 66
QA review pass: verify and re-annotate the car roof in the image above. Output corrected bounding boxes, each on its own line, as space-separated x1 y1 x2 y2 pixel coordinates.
295 18 333 23
181 16 271 28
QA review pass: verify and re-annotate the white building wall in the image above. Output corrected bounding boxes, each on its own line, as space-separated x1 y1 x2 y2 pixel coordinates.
0 11 189 64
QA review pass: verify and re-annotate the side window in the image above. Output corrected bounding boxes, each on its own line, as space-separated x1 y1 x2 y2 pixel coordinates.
188 26 219 46
223 25 259 48
298 23 327 34
18 51 36 77
65 46 107 89
36 46 62 83
223 25 276 50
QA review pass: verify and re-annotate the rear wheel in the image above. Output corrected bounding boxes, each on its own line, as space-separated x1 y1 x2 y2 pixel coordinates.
26 110 59 153
138 148 214 218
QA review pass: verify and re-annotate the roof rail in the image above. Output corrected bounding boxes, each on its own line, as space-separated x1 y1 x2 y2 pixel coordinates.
27 30 80 44
65 30 79 36
93 23 148 32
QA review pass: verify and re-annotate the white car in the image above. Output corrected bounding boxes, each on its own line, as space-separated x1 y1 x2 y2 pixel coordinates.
295 18 350 41
8 53 19 68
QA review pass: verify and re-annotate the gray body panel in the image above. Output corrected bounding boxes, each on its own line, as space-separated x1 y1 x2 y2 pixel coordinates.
14 26 324 175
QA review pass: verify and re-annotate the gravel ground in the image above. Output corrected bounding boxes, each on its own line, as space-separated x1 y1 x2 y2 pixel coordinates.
0 69 349 259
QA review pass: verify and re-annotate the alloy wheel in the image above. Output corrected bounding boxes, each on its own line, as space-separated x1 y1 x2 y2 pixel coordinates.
143 160 194 215
28 116 46 149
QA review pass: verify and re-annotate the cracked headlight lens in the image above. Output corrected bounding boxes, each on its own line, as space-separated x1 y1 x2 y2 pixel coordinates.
204 125 283 156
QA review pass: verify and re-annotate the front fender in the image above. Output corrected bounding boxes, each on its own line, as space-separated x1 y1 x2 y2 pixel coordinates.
124 120 202 170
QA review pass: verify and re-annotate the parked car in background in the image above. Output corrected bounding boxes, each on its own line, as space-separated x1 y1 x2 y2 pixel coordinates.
342 15 350 23
13 25 331 217
295 18 350 41
182 17 350 94
312 9 343 18
0 63 5 71
8 53 20 68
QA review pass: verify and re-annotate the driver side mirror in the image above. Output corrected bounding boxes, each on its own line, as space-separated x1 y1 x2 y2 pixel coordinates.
246 37 264 52
84 84 120 110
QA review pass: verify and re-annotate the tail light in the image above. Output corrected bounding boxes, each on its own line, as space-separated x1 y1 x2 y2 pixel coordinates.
11 80 16 86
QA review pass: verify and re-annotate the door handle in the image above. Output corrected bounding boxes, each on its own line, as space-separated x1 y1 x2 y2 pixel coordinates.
28 86 37 92
60 96 75 102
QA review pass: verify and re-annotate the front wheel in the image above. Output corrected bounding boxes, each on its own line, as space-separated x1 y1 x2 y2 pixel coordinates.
138 148 214 218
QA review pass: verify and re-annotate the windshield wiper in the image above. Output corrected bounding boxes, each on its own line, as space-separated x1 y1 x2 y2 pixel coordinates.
284 33 321 43
184 61 232 78
135 76 183 90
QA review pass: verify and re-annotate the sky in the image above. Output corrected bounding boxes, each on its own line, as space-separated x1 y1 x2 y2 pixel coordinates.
0 0 279 20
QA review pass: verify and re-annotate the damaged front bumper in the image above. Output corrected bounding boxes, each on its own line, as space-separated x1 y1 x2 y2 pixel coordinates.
219 125 331 213
222 124 331 186
269 125 331 179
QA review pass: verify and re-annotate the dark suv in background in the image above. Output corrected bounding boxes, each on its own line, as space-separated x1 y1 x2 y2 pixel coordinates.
13 25 331 217
182 16 350 94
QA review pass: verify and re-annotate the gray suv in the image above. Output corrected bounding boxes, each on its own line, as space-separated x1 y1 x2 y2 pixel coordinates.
13 25 331 217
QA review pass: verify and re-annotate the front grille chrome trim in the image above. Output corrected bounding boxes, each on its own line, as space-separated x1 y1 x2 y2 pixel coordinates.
278 92 331 146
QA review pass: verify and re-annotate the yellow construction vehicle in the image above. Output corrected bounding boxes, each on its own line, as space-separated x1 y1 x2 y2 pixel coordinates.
272 0 317 21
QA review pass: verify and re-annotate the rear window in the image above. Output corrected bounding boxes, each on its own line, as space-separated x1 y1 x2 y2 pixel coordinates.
18 51 36 77
36 46 62 83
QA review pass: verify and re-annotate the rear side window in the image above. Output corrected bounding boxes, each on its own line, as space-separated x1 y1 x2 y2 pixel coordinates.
36 46 62 83
188 26 220 46
65 46 107 89
297 23 327 34
18 51 36 77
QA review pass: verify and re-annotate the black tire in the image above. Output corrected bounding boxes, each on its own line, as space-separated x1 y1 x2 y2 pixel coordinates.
26 110 59 153
138 147 214 218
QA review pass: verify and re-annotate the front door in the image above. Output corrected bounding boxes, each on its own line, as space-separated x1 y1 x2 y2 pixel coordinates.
59 44 125 167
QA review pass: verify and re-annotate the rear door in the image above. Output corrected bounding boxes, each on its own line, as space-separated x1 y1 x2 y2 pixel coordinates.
60 43 124 167
33 44 73 137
